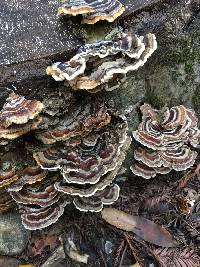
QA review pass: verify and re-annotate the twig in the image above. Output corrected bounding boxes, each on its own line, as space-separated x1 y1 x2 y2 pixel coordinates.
119 245 127 267
100 250 109 267
176 164 200 190
114 239 125 267
124 233 140 264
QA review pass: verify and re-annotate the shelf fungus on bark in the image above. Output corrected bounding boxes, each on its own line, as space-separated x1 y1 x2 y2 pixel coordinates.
33 113 130 212
10 184 61 207
0 93 44 140
19 197 70 230
131 104 200 179
36 100 111 144
46 32 157 92
73 184 120 212
58 0 125 24
6 166 48 192
10 177 71 230
133 104 200 150
131 147 197 179
0 167 19 187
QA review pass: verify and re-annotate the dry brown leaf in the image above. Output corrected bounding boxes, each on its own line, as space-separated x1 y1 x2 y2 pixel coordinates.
27 232 59 257
154 247 200 267
101 208 177 247
129 263 141 267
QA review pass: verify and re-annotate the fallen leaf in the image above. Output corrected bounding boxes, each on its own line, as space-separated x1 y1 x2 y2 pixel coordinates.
154 247 200 267
129 262 141 267
27 232 59 257
101 208 177 247
19 265 35 267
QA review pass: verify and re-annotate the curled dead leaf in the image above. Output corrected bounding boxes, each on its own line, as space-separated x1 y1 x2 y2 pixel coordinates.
101 208 177 247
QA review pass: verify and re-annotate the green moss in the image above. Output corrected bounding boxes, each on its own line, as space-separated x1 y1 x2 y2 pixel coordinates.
159 33 199 78
82 24 118 43
192 86 200 118
144 87 165 109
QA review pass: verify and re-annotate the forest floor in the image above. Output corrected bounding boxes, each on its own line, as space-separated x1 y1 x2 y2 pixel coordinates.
17 160 200 267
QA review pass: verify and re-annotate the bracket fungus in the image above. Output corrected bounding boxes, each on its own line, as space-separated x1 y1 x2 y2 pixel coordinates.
131 104 200 179
58 0 125 24
10 176 71 230
33 112 130 213
73 184 120 212
0 93 44 140
7 166 48 192
46 32 157 92
19 197 70 230
36 100 111 144
0 166 19 187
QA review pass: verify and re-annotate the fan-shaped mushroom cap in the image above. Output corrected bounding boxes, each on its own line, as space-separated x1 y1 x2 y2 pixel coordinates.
0 93 43 140
73 184 120 212
46 32 157 92
0 117 42 140
10 183 61 207
34 117 128 185
131 146 197 179
0 93 44 128
36 100 111 144
19 197 70 230
133 104 200 150
54 135 131 197
7 166 48 192
130 161 171 179
58 0 125 24
131 103 199 178
0 167 19 187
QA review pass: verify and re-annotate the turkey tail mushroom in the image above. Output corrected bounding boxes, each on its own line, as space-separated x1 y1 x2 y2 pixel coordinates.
131 104 200 178
46 32 157 92
0 93 44 140
58 0 125 24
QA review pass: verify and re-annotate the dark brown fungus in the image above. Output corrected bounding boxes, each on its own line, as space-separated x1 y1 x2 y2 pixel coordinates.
33 111 130 212
54 135 131 198
36 100 111 144
73 184 120 212
0 167 19 187
10 183 60 207
34 117 128 184
0 93 44 140
7 166 48 192
58 0 125 24
0 93 44 127
131 104 200 179
19 197 70 230
11 176 71 230
133 104 200 150
46 32 157 92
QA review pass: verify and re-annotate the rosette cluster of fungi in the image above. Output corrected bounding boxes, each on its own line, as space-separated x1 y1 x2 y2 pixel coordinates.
58 0 125 24
0 96 130 230
33 100 130 214
131 104 200 179
46 31 157 92
0 93 43 143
